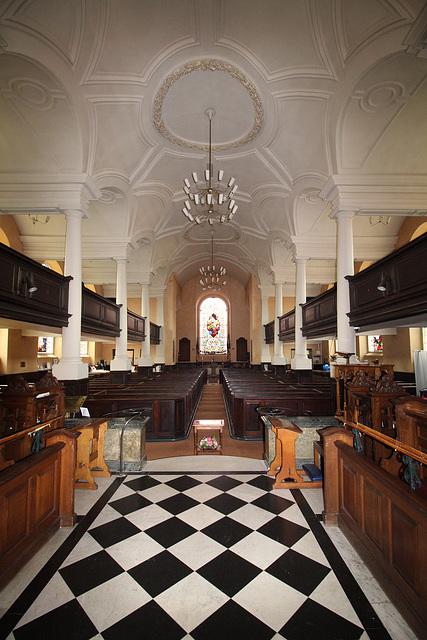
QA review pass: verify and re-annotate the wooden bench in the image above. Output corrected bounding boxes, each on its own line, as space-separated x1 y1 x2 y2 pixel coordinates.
221 369 334 439
66 419 110 490
266 416 322 489
83 369 207 441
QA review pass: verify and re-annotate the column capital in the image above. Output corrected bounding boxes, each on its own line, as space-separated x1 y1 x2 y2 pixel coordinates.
331 210 356 221
64 208 85 218
292 255 309 264
258 284 275 298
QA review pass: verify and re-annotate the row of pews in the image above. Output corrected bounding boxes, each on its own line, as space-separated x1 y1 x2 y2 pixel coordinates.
220 368 335 439
83 368 207 440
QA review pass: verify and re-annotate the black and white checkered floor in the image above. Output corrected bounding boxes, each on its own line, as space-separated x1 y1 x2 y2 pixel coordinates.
0 462 417 640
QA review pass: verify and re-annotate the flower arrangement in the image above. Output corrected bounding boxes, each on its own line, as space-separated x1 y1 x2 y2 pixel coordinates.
197 435 219 450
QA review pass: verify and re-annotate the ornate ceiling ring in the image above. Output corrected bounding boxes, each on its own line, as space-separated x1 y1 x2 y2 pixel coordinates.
153 59 263 151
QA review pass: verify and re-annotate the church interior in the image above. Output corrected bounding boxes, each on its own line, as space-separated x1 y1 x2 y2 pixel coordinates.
0 1 427 638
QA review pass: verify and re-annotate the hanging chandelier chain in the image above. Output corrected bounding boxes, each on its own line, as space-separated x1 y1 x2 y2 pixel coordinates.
182 109 238 226
198 230 226 291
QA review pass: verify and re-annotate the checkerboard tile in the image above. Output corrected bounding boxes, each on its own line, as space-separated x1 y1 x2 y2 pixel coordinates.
3 472 392 640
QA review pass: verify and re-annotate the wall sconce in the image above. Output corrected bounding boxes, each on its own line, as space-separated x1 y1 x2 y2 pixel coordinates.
27 275 37 293
377 274 387 292
19 273 37 295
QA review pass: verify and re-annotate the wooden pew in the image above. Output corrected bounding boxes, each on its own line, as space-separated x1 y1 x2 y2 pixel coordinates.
220 369 335 439
0 428 77 586
83 369 207 441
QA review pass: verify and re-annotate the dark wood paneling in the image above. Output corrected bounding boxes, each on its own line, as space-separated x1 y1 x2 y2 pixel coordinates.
0 242 71 328
278 310 295 342
301 285 337 339
127 310 145 342
347 232 427 329
264 321 274 345
0 433 77 585
363 479 384 552
81 286 120 337
329 440 427 638
150 322 161 345
391 504 419 591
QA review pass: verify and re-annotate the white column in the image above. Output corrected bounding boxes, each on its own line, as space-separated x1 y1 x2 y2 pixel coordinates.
156 294 165 365
336 211 357 359
110 257 132 372
271 281 285 364
291 258 312 370
261 291 271 364
138 282 152 367
53 210 88 381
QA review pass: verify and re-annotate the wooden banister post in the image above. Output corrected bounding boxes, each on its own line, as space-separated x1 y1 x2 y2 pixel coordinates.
44 429 78 527
320 426 353 525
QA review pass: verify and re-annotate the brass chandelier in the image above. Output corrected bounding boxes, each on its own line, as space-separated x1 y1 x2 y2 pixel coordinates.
182 108 238 225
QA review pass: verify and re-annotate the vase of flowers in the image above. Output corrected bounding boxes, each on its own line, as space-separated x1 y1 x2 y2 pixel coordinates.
197 435 220 451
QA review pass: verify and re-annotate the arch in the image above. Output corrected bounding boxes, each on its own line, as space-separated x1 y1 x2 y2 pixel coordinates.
0 229 10 246
410 221 427 241
198 296 228 355
43 260 63 274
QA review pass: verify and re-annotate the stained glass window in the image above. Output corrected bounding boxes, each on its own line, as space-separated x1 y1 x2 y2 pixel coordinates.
38 337 54 354
368 335 383 352
199 297 228 354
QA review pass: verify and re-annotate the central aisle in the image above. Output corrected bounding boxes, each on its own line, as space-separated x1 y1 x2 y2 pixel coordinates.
145 382 264 461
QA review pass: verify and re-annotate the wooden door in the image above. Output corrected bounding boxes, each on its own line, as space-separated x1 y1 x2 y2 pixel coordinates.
236 337 247 362
178 337 190 361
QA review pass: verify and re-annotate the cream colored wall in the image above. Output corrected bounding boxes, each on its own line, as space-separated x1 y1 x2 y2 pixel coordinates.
2 329 38 374
176 277 199 362
383 328 423 372
127 298 141 314
395 217 427 249
356 328 423 373
0 329 8 375
0 215 23 252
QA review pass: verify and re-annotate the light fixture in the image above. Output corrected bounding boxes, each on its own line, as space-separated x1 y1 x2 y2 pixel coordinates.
199 231 226 290
19 273 37 295
182 108 238 225
28 214 50 225
377 274 387 292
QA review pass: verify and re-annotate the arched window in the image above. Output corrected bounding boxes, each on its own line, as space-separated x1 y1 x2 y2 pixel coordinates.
199 297 228 355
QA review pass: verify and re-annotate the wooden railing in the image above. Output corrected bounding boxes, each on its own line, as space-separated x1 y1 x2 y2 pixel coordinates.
320 417 427 638
336 416 427 489
278 309 295 342
0 415 63 469
346 231 427 330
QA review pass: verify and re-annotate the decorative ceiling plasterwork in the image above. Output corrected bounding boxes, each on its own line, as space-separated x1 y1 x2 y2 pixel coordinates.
3 77 64 111
353 81 407 113
153 59 264 151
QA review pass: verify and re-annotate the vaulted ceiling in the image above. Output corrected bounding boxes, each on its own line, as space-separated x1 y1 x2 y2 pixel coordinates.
0 0 426 296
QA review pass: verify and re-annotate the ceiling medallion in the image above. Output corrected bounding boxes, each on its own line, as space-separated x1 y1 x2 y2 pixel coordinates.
153 59 263 150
